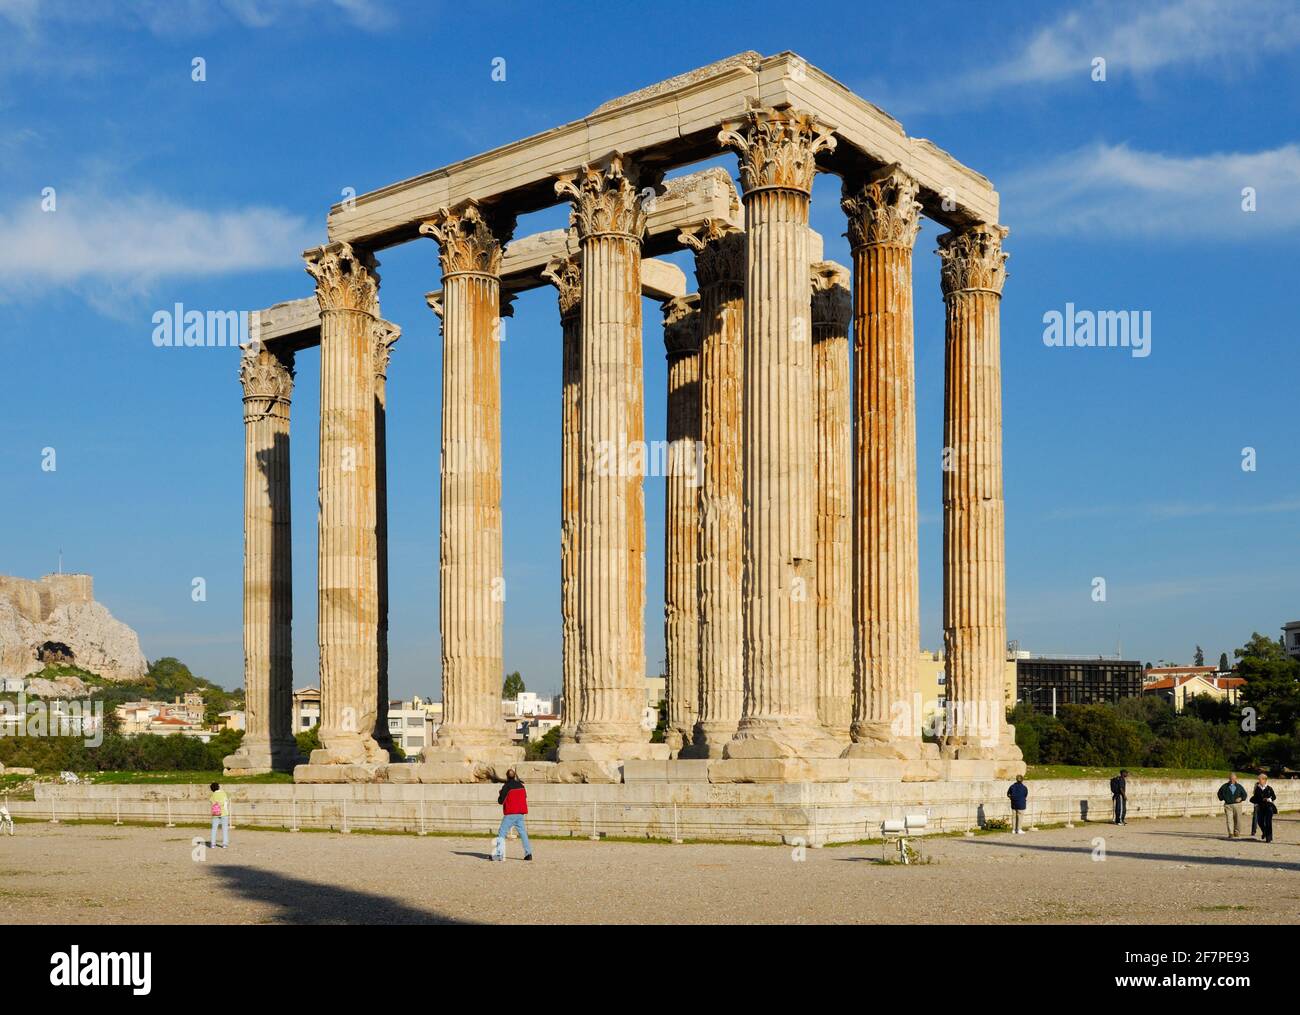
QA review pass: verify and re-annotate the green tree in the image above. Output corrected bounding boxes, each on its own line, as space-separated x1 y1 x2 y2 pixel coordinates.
296 723 322 757
1236 632 1300 736
1219 652 1230 672
1194 646 1205 667
525 724 561 762
502 672 525 699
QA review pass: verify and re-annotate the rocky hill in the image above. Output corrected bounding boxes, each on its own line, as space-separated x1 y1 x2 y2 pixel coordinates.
0 573 147 683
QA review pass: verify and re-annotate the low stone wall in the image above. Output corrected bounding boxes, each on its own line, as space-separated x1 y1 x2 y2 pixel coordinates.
8 778 1245 844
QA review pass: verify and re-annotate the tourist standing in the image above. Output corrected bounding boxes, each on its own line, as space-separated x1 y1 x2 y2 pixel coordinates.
1007 774 1029 834
1216 773 1247 838
1110 770 1128 825
1251 774 1277 844
209 782 230 849
494 768 533 862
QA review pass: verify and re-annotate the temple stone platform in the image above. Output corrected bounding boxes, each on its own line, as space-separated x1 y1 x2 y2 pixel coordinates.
24 778 1230 845
292 756 1022 785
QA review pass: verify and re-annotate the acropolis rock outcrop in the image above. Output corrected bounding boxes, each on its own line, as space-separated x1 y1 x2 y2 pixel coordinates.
0 574 147 683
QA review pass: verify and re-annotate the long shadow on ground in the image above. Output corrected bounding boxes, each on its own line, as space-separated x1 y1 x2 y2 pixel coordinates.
210 865 474 924
961 838 1300 872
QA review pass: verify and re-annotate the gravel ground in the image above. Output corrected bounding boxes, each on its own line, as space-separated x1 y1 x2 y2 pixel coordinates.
1 813 1296 924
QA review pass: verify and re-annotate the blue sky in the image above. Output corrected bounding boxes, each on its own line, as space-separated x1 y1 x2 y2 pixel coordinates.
1 0 1297 699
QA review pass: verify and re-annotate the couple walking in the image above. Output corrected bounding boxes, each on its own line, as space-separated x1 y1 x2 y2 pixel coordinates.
1218 773 1278 842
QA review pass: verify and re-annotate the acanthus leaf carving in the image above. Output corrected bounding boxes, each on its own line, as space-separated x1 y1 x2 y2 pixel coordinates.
239 345 295 414
303 242 380 314
841 164 922 250
810 262 851 332
718 106 836 195
661 294 701 358
937 224 1009 297
419 200 514 277
554 153 660 241
542 254 582 318
679 218 745 294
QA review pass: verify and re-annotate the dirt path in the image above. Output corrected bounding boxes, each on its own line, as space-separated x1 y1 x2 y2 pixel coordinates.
2 813 1296 924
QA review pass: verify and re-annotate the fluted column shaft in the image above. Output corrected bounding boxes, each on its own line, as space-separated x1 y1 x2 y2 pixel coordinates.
543 255 583 741
842 168 924 758
304 242 385 766
810 264 852 744
227 344 297 773
421 203 516 753
373 324 399 755
938 224 1019 762
662 295 702 755
555 155 658 754
681 223 745 757
719 108 841 759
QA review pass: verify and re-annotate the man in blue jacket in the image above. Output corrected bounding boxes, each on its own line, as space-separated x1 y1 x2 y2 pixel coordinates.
1110 770 1129 825
1007 775 1029 834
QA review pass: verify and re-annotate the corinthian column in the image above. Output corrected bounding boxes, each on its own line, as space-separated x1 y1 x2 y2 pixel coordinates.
661 294 702 756
225 343 298 774
810 262 852 744
373 321 400 757
303 242 386 766
420 201 521 760
841 166 924 759
679 220 745 757
719 108 841 760
541 253 582 743
554 153 667 761
937 223 1022 772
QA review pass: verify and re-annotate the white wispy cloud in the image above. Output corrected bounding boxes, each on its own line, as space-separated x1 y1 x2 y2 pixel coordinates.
1001 142 1300 238
976 0 1300 90
0 189 318 299
0 0 395 40
868 0 1300 115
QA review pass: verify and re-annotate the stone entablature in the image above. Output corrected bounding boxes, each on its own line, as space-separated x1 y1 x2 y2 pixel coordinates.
324 52 997 250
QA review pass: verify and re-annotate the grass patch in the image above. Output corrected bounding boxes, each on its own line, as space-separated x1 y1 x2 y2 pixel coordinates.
85 770 294 785
1025 765 1238 781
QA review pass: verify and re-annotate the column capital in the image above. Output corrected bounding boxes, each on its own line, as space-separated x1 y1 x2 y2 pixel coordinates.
303 241 379 314
542 254 582 320
810 261 851 332
424 291 443 320
679 218 745 294
718 106 836 196
373 320 400 380
662 294 701 359
841 164 923 250
239 344 295 415
554 152 661 241
419 200 515 278
937 223 1010 298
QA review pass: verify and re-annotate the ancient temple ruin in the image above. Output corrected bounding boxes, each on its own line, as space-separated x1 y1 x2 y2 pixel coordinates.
227 52 1024 784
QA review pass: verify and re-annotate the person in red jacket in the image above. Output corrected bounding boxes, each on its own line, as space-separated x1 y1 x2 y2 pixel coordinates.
494 769 533 861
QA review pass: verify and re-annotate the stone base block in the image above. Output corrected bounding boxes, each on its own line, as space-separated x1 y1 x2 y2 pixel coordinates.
223 742 301 776
420 745 525 766
556 742 671 763
843 758 908 781
293 763 387 784
723 723 844 761
623 760 712 783
841 738 925 761
515 761 621 784
708 758 851 784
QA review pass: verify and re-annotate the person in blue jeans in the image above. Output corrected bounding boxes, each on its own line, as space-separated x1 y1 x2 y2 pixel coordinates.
494 769 533 861
209 781 230 849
